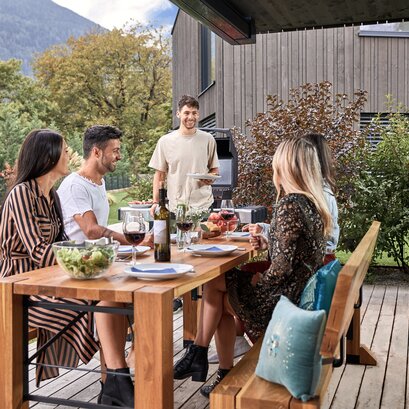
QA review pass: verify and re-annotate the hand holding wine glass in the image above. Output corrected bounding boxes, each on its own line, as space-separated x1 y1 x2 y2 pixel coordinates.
122 210 146 266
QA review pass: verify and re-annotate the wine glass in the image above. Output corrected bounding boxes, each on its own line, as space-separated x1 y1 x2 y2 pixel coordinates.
122 210 147 266
175 206 194 251
220 199 238 239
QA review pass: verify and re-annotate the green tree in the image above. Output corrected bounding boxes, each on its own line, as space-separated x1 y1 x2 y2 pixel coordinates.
0 59 53 122
0 59 56 194
343 110 409 272
33 24 172 174
0 59 54 168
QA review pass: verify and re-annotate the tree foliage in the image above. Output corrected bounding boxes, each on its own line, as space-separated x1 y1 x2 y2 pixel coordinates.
0 59 53 170
342 110 409 272
33 24 172 173
232 82 368 215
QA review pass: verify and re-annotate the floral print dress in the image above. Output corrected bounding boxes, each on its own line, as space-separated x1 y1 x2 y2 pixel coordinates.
226 193 325 339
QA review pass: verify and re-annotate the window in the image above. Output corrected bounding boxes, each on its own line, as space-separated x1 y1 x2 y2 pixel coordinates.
359 22 409 38
199 113 216 131
200 25 216 91
360 112 409 149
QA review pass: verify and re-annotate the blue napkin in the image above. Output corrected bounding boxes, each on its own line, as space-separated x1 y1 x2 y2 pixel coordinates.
199 246 223 252
131 267 177 274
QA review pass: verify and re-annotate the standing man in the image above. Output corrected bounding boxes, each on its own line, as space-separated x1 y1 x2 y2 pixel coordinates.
149 95 219 214
149 95 219 313
58 125 129 244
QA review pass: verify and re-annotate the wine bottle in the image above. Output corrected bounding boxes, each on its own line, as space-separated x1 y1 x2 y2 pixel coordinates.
154 183 171 261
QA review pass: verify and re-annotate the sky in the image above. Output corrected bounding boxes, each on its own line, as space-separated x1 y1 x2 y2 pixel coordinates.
52 0 178 31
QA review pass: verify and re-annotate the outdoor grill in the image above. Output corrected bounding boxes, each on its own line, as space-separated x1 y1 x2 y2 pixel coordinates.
200 127 267 224
200 127 238 204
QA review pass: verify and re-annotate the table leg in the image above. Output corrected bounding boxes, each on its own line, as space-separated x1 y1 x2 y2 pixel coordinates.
134 286 174 409
0 282 28 409
182 288 201 347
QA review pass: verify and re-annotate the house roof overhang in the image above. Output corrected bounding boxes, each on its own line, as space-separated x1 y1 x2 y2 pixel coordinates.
170 0 409 44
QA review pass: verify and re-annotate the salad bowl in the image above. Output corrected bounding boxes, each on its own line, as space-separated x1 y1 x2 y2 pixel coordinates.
52 240 119 280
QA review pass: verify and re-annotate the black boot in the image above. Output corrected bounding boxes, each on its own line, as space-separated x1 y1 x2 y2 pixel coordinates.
101 367 134 407
200 368 230 398
173 344 209 382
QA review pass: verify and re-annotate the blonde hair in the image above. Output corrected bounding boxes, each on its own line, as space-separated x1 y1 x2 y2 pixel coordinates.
272 137 332 236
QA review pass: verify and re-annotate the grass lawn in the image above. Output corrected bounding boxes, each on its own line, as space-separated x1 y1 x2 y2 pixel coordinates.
107 189 131 225
336 250 398 267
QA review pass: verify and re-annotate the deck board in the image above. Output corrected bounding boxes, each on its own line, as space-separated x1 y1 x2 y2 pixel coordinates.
27 284 408 409
380 286 409 409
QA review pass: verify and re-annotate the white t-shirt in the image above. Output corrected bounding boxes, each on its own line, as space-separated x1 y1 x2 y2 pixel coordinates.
57 172 109 241
149 129 219 211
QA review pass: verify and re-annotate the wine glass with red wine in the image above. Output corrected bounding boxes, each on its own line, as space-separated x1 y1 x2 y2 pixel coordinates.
175 206 194 251
122 210 146 266
220 199 238 239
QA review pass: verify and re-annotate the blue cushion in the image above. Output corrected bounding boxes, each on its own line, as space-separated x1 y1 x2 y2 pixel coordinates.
314 259 341 315
255 296 326 402
299 259 341 316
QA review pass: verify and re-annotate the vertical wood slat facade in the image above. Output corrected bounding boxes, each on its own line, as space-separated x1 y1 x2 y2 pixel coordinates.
172 10 409 132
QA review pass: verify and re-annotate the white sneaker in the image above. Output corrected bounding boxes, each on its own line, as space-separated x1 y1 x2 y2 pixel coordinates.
208 336 251 364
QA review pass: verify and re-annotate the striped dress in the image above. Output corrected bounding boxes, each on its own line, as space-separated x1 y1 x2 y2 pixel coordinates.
0 179 99 385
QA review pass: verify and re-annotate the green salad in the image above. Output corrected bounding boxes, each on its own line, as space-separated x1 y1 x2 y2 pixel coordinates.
56 246 116 279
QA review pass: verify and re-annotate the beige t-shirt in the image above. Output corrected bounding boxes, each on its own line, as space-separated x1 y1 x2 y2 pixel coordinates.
149 129 219 211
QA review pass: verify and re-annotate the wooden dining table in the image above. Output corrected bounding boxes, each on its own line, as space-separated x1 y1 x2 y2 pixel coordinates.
0 239 257 409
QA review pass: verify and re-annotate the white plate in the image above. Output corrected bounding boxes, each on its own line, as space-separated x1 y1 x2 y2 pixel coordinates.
117 245 151 257
128 203 153 209
186 244 238 257
124 263 194 280
229 232 251 242
186 173 221 181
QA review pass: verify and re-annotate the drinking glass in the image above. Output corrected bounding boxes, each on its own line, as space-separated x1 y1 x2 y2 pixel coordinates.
220 199 238 239
175 207 194 251
122 210 147 266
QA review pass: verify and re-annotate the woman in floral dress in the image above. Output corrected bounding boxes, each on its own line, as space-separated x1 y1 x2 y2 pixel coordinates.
173 137 332 397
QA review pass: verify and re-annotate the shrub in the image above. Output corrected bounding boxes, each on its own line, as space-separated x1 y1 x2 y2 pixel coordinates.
232 81 368 219
342 110 409 273
125 174 153 201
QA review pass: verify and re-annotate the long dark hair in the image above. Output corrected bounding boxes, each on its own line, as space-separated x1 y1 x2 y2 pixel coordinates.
302 133 336 192
2 129 66 240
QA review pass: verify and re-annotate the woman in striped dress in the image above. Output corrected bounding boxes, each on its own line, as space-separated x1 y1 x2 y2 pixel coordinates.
0 130 100 386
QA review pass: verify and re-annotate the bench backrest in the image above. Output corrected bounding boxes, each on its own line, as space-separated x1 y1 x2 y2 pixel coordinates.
320 221 380 359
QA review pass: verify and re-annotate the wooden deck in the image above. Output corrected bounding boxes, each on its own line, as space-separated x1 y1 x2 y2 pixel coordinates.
28 284 409 409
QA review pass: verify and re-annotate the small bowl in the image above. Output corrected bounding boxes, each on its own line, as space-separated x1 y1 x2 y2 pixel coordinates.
52 241 119 280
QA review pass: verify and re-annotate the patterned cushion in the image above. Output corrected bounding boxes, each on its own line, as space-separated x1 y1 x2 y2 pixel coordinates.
255 296 326 401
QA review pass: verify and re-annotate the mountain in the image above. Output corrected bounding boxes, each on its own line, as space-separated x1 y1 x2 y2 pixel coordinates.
0 0 104 75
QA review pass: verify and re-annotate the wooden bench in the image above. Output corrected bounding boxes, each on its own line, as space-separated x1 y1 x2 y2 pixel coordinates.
211 221 381 409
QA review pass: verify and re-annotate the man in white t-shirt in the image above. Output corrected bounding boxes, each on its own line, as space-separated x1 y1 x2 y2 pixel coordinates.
58 125 130 244
149 95 219 214
58 125 138 405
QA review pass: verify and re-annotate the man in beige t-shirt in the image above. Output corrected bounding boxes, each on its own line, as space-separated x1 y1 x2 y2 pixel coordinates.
149 95 219 213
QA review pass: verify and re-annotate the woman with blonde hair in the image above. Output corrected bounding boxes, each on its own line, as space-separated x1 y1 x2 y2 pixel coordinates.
173 137 331 397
